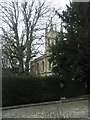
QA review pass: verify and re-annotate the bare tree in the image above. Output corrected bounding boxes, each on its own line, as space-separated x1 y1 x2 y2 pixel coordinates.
0 0 54 74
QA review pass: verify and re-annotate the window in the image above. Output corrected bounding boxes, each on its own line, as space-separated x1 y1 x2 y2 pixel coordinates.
42 61 44 72
37 63 39 74
48 61 51 71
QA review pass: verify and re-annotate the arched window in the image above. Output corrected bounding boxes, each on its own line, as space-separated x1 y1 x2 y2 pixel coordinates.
37 63 39 74
48 61 51 71
42 61 44 72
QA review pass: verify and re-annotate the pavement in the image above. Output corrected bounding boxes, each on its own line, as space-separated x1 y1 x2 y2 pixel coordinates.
2 95 89 119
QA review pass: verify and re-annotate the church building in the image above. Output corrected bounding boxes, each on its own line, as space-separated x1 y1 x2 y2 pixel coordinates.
30 19 58 76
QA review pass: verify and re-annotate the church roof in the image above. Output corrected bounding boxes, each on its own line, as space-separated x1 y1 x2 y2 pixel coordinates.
31 54 46 63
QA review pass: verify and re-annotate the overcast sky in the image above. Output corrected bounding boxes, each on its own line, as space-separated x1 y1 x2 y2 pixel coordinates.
49 0 70 10
0 0 70 10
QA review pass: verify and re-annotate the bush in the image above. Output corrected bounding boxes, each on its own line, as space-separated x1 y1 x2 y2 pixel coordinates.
2 75 60 107
63 80 87 98
2 75 87 107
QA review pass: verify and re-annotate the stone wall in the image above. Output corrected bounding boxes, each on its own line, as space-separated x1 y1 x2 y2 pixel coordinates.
31 55 53 76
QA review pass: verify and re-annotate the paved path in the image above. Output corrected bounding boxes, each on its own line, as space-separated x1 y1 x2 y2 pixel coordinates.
2 98 88 119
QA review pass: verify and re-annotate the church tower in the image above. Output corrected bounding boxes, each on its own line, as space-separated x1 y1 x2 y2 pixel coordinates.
30 18 58 76
45 18 57 57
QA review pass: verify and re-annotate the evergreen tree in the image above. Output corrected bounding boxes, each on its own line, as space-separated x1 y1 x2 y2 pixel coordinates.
50 2 90 85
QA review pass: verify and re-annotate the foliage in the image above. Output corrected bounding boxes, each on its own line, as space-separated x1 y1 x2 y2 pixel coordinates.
2 75 86 107
50 2 90 85
2 75 59 107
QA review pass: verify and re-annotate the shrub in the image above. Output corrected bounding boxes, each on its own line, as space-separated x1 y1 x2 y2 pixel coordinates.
2 75 87 107
2 75 60 107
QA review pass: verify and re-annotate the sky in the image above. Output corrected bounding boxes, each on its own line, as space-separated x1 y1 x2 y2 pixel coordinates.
46 0 70 30
0 0 70 10
49 0 70 10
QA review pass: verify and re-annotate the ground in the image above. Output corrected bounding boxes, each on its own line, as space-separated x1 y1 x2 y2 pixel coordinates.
2 96 88 119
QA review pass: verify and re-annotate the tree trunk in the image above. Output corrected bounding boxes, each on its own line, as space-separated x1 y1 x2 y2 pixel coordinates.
19 60 24 74
25 60 29 75
25 40 32 75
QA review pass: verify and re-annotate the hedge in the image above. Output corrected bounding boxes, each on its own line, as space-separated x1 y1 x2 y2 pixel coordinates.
2 75 87 107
